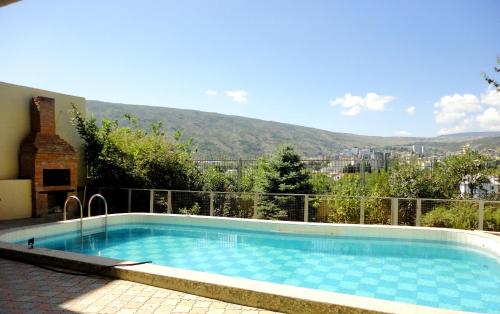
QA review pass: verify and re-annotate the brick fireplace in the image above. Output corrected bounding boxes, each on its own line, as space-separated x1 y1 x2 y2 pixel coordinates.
19 96 78 217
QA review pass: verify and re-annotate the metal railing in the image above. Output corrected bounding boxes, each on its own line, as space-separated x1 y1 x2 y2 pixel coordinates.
83 187 500 232
63 195 83 234
87 194 108 231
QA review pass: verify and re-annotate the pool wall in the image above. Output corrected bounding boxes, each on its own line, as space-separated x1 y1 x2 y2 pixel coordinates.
1 213 499 314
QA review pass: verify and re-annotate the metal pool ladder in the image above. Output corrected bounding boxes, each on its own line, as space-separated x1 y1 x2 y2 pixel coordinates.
63 195 83 234
88 194 109 231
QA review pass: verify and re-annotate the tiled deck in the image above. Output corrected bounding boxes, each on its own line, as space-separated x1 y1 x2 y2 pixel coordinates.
0 258 279 314
0 218 280 314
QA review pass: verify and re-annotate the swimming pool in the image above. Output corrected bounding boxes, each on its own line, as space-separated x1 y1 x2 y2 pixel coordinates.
1 214 500 313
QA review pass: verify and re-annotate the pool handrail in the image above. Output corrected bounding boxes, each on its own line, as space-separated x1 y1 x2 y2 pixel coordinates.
88 194 108 231
63 195 83 234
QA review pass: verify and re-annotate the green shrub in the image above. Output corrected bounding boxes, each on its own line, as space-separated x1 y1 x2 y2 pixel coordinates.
484 206 500 231
72 107 201 190
327 197 360 224
421 202 479 230
364 198 391 224
214 193 253 218
178 202 201 215
257 199 288 220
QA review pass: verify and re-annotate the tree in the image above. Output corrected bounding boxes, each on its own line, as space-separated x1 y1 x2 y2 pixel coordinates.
327 174 364 223
482 56 500 91
432 146 490 199
254 145 313 220
202 166 236 192
257 145 313 194
72 106 202 190
389 157 434 199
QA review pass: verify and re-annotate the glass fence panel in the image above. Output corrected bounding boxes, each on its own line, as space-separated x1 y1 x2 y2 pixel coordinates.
153 190 169 214
309 196 361 224
213 192 254 219
398 198 417 226
484 201 500 231
421 199 479 229
171 191 210 216
364 197 391 225
308 195 332 223
99 188 128 214
89 187 499 231
256 194 305 221
130 189 150 213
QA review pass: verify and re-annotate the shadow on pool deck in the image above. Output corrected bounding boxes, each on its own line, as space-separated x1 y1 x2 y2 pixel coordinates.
0 258 281 313
0 216 60 234
0 218 279 314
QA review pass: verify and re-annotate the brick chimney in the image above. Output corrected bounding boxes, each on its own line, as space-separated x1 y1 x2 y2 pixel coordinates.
19 97 78 217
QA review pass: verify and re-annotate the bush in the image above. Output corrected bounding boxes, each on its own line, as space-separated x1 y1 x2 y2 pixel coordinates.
178 202 201 215
325 174 362 223
484 206 500 231
73 107 202 190
214 193 253 218
257 199 288 220
421 202 479 230
327 197 360 224
364 198 391 224
421 203 500 231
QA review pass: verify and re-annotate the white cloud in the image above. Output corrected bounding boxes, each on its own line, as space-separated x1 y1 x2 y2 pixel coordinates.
395 130 411 136
225 90 248 103
431 90 500 135
477 107 500 131
204 90 217 96
481 89 500 107
438 120 471 135
342 106 361 116
433 94 481 125
329 93 394 116
406 106 416 115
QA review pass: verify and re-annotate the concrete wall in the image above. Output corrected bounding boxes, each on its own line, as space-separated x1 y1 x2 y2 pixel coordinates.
0 180 32 220
0 82 86 220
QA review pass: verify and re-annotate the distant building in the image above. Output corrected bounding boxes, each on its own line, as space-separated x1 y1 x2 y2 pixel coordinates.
412 144 424 155
460 176 499 198
350 147 359 157
359 148 371 159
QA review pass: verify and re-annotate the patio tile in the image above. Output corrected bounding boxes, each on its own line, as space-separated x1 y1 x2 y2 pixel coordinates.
0 257 281 314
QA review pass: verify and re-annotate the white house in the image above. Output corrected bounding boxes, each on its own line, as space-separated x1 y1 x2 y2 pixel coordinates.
460 175 499 198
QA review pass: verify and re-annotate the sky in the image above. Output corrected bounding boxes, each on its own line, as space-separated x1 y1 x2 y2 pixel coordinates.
1 0 499 137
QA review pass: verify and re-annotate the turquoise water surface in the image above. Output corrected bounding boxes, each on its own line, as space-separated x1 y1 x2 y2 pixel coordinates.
29 223 500 313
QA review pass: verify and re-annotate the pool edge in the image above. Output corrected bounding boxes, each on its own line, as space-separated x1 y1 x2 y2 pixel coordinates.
0 240 467 314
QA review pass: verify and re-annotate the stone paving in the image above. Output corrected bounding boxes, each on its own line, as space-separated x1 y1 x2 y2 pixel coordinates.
0 258 280 314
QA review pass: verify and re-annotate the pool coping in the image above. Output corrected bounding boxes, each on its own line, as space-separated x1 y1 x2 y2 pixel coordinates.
1 213 497 314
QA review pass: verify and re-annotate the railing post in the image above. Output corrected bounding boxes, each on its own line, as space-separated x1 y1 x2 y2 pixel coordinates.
253 193 259 219
167 190 172 214
360 196 365 224
416 199 422 227
149 189 154 213
127 189 132 213
304 195 309 222
478 200 484 231
210 192 215 216
391 198 398 225
93 188 102 218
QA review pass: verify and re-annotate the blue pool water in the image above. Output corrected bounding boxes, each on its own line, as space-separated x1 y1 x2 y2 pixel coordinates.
29 223 500 313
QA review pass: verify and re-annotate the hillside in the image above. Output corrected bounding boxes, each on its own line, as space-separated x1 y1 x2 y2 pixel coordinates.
86 101 500 157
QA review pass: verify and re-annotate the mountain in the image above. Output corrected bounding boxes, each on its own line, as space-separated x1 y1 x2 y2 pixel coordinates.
86 100 500 157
